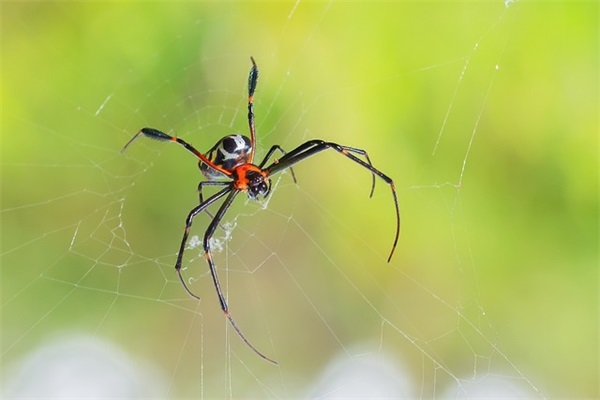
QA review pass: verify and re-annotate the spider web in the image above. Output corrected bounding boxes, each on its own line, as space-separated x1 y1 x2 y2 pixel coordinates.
2 1 597 398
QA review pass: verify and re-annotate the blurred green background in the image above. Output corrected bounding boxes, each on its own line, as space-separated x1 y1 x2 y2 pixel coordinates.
2 1 597 398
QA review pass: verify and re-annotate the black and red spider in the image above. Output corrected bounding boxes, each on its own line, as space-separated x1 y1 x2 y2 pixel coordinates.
122 57 400 364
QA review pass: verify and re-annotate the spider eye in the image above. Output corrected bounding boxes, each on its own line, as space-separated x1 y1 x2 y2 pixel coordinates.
246 171 271 199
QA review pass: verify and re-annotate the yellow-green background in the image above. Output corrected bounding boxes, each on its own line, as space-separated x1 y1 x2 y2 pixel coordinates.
2 1 597 398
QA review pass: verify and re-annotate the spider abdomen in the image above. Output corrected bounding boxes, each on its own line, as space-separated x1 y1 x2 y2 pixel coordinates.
199 134 252 180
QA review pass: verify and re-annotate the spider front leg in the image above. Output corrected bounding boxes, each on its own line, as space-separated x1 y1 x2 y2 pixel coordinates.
344 146 377 198
265 140 400 262
268 140 377 197
258 145 297 183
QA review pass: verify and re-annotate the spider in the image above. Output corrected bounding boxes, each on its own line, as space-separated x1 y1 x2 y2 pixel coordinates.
121 57 400 365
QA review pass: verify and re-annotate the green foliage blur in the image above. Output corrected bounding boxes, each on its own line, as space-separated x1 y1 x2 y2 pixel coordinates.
2 1 597 398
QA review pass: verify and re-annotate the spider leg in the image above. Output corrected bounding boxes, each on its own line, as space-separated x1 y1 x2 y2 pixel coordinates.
267 140 376 196
203 189 278 365
258 145 297 184
198 180 230 223
175 185 233 300
264 140 400 262
121 127 232 178
334 145 376 198
247 57 259 164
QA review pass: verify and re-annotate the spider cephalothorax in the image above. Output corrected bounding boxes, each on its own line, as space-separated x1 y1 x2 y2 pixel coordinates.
232 164 271 199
